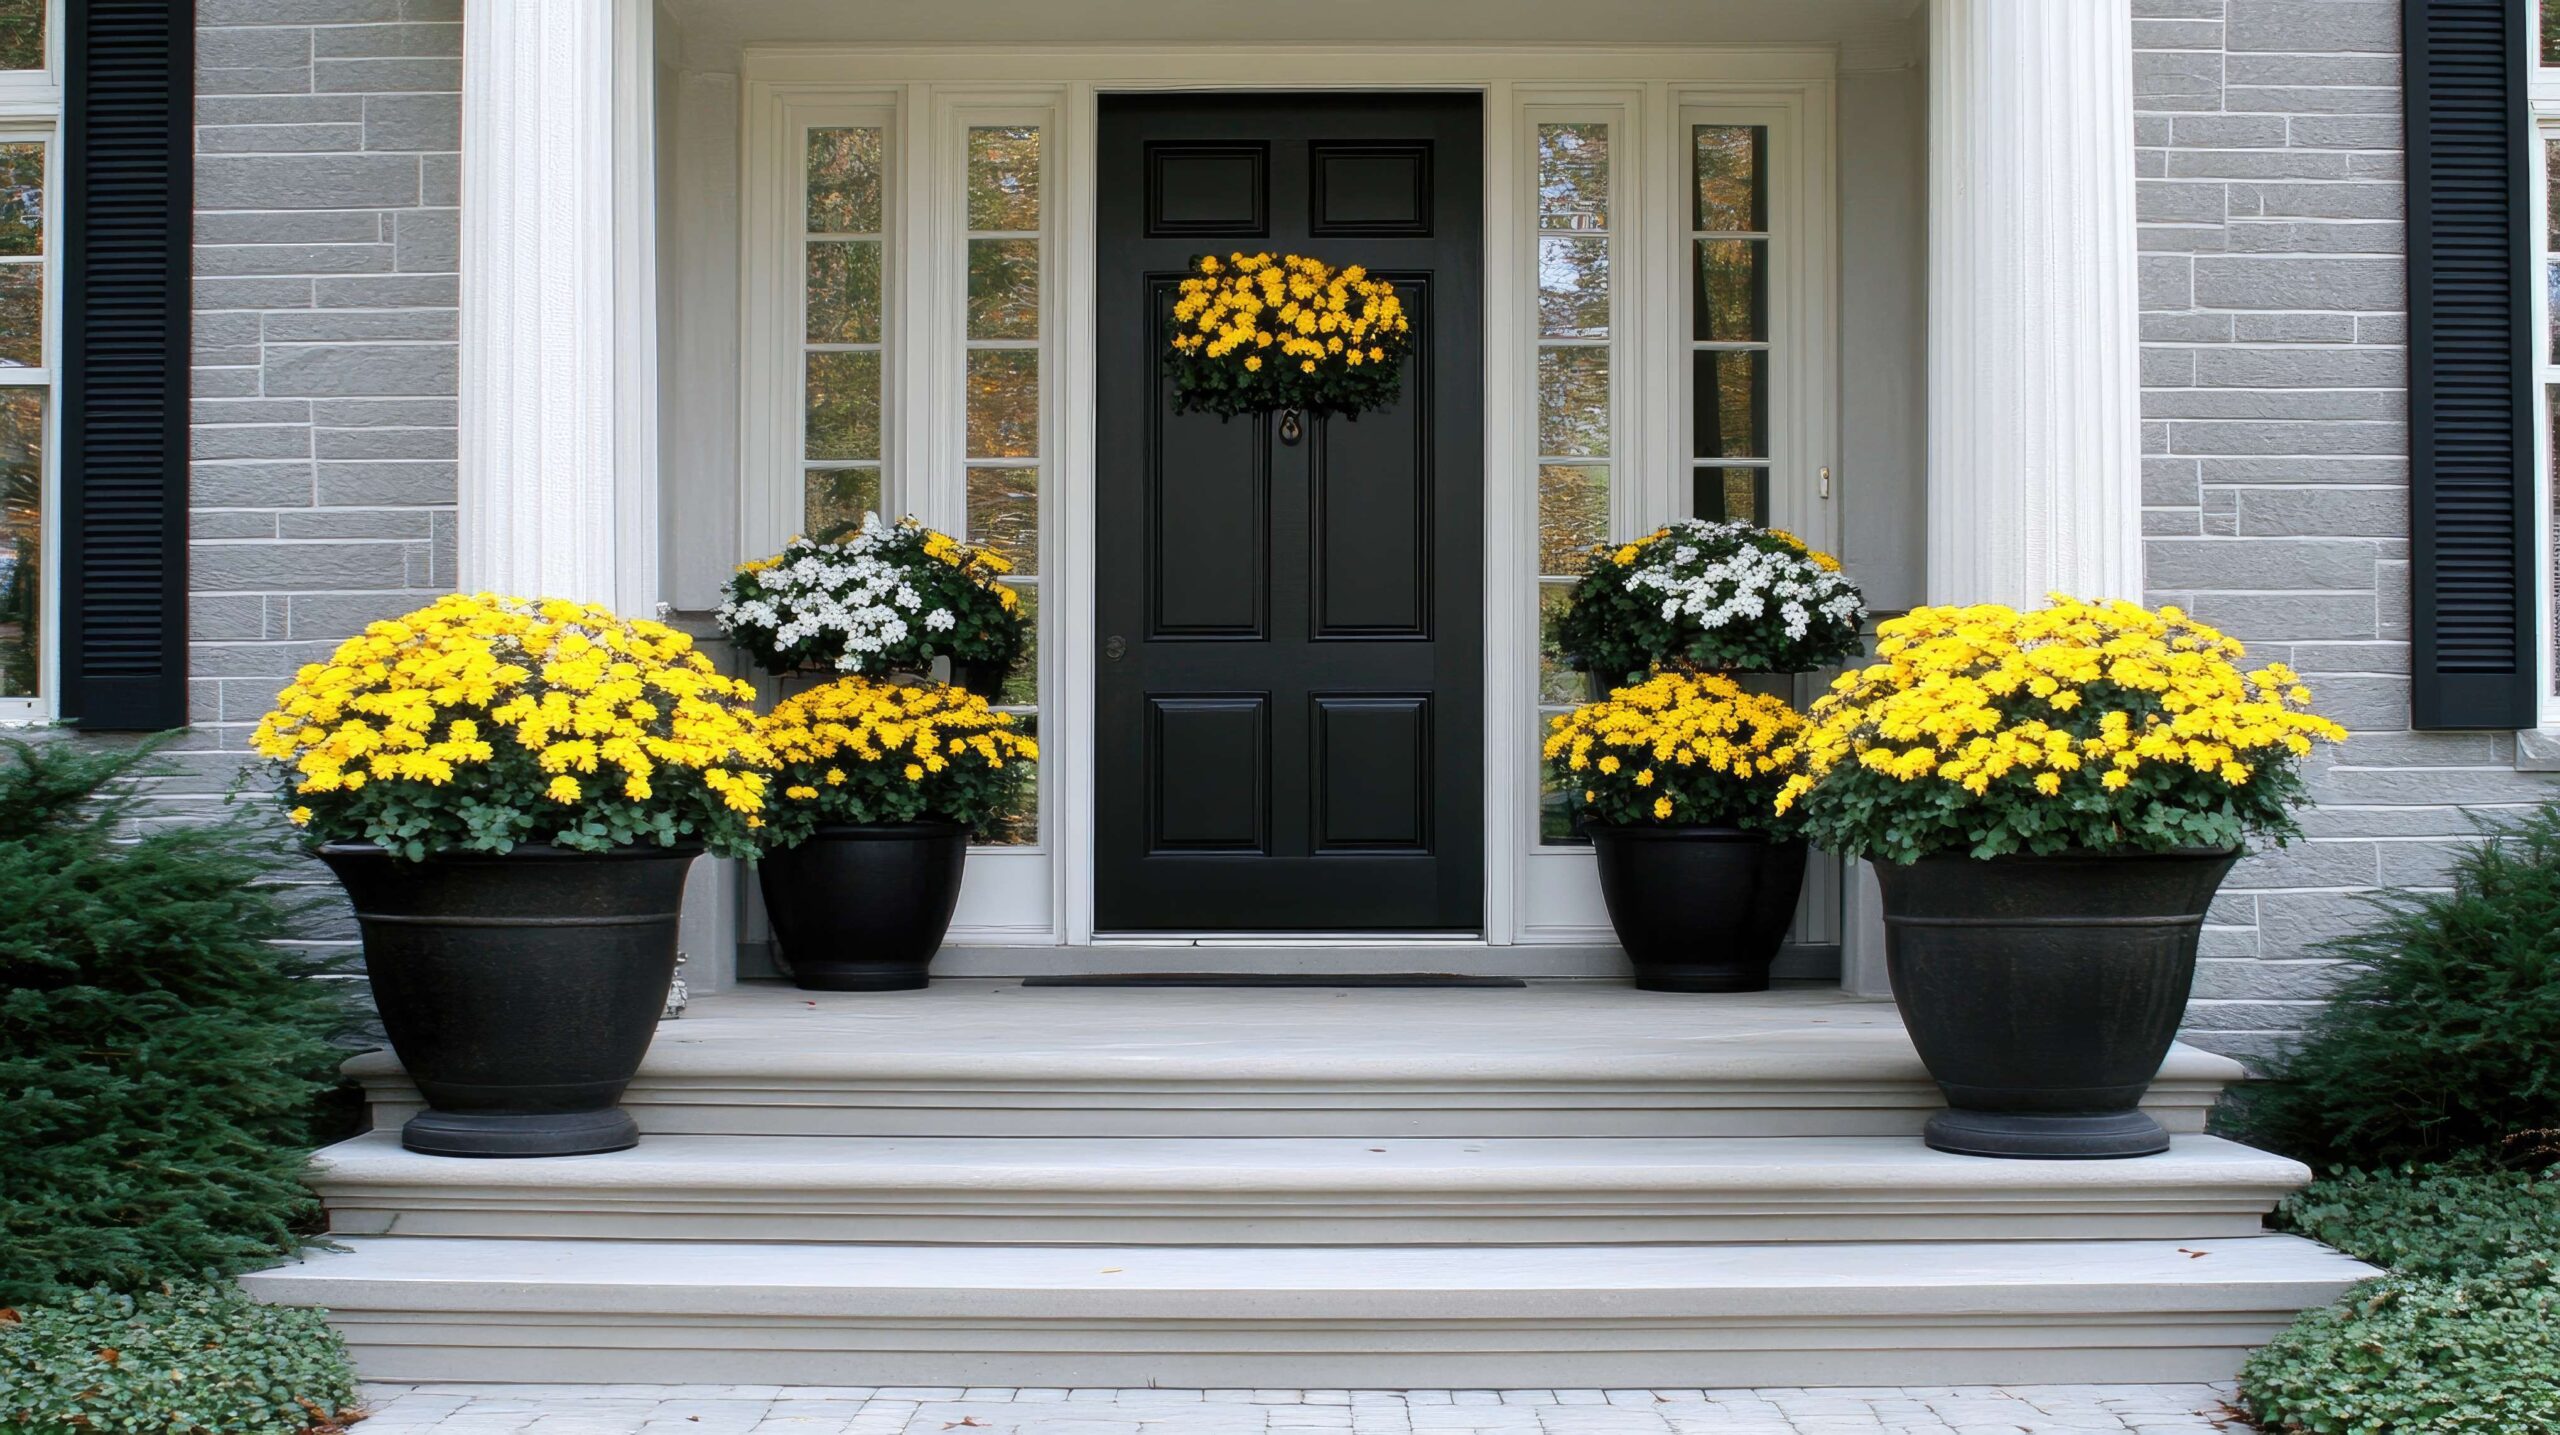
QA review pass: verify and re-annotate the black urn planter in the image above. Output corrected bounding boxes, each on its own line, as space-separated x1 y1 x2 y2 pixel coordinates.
319 842 699 1159
1869 847 2239 1160
949 657 1011 702
759 821 969 991
1589 825 1808 993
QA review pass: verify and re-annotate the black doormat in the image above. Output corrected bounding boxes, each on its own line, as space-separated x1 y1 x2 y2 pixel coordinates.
1018 972 1529 989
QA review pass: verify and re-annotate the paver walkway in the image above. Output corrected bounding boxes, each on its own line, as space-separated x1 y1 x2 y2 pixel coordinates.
351 1383 2252 1434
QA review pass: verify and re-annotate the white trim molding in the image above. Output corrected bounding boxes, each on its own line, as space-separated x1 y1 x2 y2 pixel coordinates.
1923 0 2144 608
459 0 660 606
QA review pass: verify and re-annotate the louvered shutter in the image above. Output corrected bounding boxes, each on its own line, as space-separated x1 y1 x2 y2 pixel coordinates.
2405 0 2536 729
57 0 189 731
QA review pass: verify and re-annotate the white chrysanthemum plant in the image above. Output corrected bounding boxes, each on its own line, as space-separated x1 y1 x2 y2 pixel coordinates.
1554 519 1867 682
717 514 1025 689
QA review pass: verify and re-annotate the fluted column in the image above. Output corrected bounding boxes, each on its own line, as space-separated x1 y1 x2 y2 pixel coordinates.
1925 0 2144 607
457 0 657 608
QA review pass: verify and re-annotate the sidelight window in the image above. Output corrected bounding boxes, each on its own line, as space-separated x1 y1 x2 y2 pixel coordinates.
960 123 1045 844
802 123 890 540
1530 119 1617 845
0 1 54 718
1689 122 1771 524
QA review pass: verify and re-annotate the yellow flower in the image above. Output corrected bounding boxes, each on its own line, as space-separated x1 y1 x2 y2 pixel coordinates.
288 806 313 826
1652 796 1673 820
1244 354 1262 371
546 775 582 803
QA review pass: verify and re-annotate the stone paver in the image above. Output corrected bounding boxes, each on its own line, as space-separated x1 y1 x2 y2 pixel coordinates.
352 1384 2249 1434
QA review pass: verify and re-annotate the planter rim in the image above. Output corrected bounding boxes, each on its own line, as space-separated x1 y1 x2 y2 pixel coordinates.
317 839 705 862
1584 822 1803 843
797 819 970 839
1881 845 2239 866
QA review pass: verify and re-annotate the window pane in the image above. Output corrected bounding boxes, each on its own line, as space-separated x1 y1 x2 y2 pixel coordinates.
807 127 884 233
1537 235 1609 340
1539 746 1587 844
966 350 1039 458
0 0 37 72
985 711 1038 845
805 240 881 344
1538 581 1583 705
2547 0 2560 65
804 466 878 543
1695 466 1767 526
967 126 1041 232
1693 349 1767 459
0 389 34 698
1694 125 1766 232
967 238 1041 340
0 143 40 257
2549 138 2560 362
1538 464 1608 575
999 582 1038 706
1537 346 1609 457
805 351 882 461
1536 123 1608 231
0 263 37 367
967 465 1040 574
1694 238 1766 343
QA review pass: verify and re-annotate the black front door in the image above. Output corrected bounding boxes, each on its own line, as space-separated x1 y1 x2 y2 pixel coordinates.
1095 93 1484 933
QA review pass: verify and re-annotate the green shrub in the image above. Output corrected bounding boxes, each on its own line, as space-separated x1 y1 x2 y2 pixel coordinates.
0 1281 362 1435
2239 1268 2560 1435
2274 1166 2560 1281
2223 805 2560 1169
0 739 352 1308
2239 1166 2560 1433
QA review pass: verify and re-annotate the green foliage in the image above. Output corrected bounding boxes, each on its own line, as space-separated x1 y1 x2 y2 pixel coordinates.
0 739 351 1308
2238 1166 2560 1432
2274 1166 2560 1282
2223 808 2560 1170
0 1282 362 1435
1553 519 1866 681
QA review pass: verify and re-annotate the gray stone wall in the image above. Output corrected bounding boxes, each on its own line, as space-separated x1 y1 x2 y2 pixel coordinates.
2135 0 2559 1062
187 0 460 792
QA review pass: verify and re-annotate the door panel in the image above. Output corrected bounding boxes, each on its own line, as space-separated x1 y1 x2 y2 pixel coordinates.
1096 93 1484 932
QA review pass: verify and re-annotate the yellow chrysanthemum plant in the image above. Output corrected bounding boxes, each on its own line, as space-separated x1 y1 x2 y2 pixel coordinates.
252 594 775 861
1166 252 1414 420
1542 672 1807 835
755 677 1038 848
1774 596 2348 867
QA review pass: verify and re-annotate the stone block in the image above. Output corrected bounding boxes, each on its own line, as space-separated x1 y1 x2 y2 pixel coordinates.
198 276 317 310
2233 486 2403 538
316 460 457 506
196 209 382 245
395 208 460 273
2167 148 2350 180
264 308 457 342
313 21 461 57
2192 255 2403 310
315 56 460 93
2187 591 2377 641
2142 457 2201 506
192 509 278 539
192 424 313 462
2223 85 2400 115
196 66 313 97
2225 54 2398 88
2134 49 2223 110
2194 346 2403 387
2168 419 2407 456
2137 180 2226 224
316 425 456 460
265 343 457 397
2144 537 2377 590
200 152 421 210
193 462 315 507
2139 254 2193 309
195 241 394 277
2146 388 2401 420
198 94 365 125
280 508 437 539
2223 220 2402 254
2227 181 2403 220
199 122 363 154
2288 639 2407 674
193 540 413 593
200 0 403 21
2226 1 2398 53
364 93 460 152
316 274 460 308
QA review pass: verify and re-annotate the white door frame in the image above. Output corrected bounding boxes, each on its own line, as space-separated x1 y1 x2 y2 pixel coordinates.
738 45 1838 951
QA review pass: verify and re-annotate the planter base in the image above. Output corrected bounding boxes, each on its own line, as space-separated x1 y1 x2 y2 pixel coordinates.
1924 1108 2172 1161
787 969 931 993
402 1106 640 1159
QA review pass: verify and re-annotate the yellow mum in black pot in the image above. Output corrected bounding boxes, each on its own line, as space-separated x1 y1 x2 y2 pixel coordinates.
1166 251 1414 420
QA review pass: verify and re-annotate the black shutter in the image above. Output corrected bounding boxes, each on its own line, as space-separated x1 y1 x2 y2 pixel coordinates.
57 0 189 731
2405 0 2537 729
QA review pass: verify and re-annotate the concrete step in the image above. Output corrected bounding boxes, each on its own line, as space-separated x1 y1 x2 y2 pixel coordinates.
345 983 2240 1139
238 1233 2374 1388
310 1132 2311 1245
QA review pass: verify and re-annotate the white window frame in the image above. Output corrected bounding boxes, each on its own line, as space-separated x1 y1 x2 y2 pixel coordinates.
741 49 1835 948
0 3 61 726
2531 3 2560 733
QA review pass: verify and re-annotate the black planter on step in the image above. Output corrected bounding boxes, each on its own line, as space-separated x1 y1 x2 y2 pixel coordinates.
1869 847 2239 1160
950 658 1011 702
1589 825 1808 992
319 842 698 1158
760 821 969 991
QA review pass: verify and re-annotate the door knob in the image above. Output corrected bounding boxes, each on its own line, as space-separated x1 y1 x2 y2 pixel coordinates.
1104 635 1127 660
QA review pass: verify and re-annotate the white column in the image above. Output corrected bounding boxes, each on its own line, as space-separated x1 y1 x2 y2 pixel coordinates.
458 0 658 610
1925 0 2144 608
